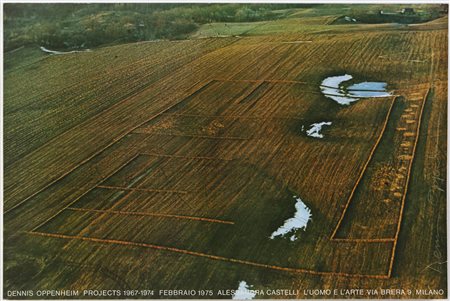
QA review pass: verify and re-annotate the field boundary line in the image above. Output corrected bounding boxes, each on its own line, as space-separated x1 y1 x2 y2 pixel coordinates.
5 80 214 215
216 78 401 95
140 153 234 161
162 113 303 120
28 154 140 233
321 92 361 99
331 238 395 243
28 231 390 279
148 133 250 140
387 87 431 277
214 78 308 85
320 83 394 93
96 185 188 194
235 80 265 103
214 78 266 83
262 79 308 85
330 96 397 239
66 207 234 225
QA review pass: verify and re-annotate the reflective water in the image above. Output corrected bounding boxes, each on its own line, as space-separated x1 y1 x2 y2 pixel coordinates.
320 74 391 105
270 196 312 241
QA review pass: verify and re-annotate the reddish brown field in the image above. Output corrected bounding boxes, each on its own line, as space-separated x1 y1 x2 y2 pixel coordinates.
3 7 447 299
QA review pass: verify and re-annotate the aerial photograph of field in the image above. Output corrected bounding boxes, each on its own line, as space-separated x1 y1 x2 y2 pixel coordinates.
2 2 448 299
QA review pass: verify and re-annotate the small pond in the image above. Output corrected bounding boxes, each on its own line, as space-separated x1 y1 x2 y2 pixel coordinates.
320 74 392 105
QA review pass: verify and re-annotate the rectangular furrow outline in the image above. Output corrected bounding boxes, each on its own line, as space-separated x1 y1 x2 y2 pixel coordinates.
22 80 428 279
330 95 398 240
28 231 391 279
31 150 237 235
65 207 234 225
330 89 428 242
5 80 216 215
134 79 398 141
132 79 267 140
387 87 430 277
29 154 141 233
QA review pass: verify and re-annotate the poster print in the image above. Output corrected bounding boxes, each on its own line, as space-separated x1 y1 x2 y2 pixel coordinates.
3 2 448 299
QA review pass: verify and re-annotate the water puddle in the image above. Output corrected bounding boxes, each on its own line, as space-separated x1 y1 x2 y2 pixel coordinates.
270 196 312 241
232 281 256 300
40 46 91 55
320 74 391 105
305 121 332 138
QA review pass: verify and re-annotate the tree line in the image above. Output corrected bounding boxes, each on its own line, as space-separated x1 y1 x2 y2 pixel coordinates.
4 4 312 51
